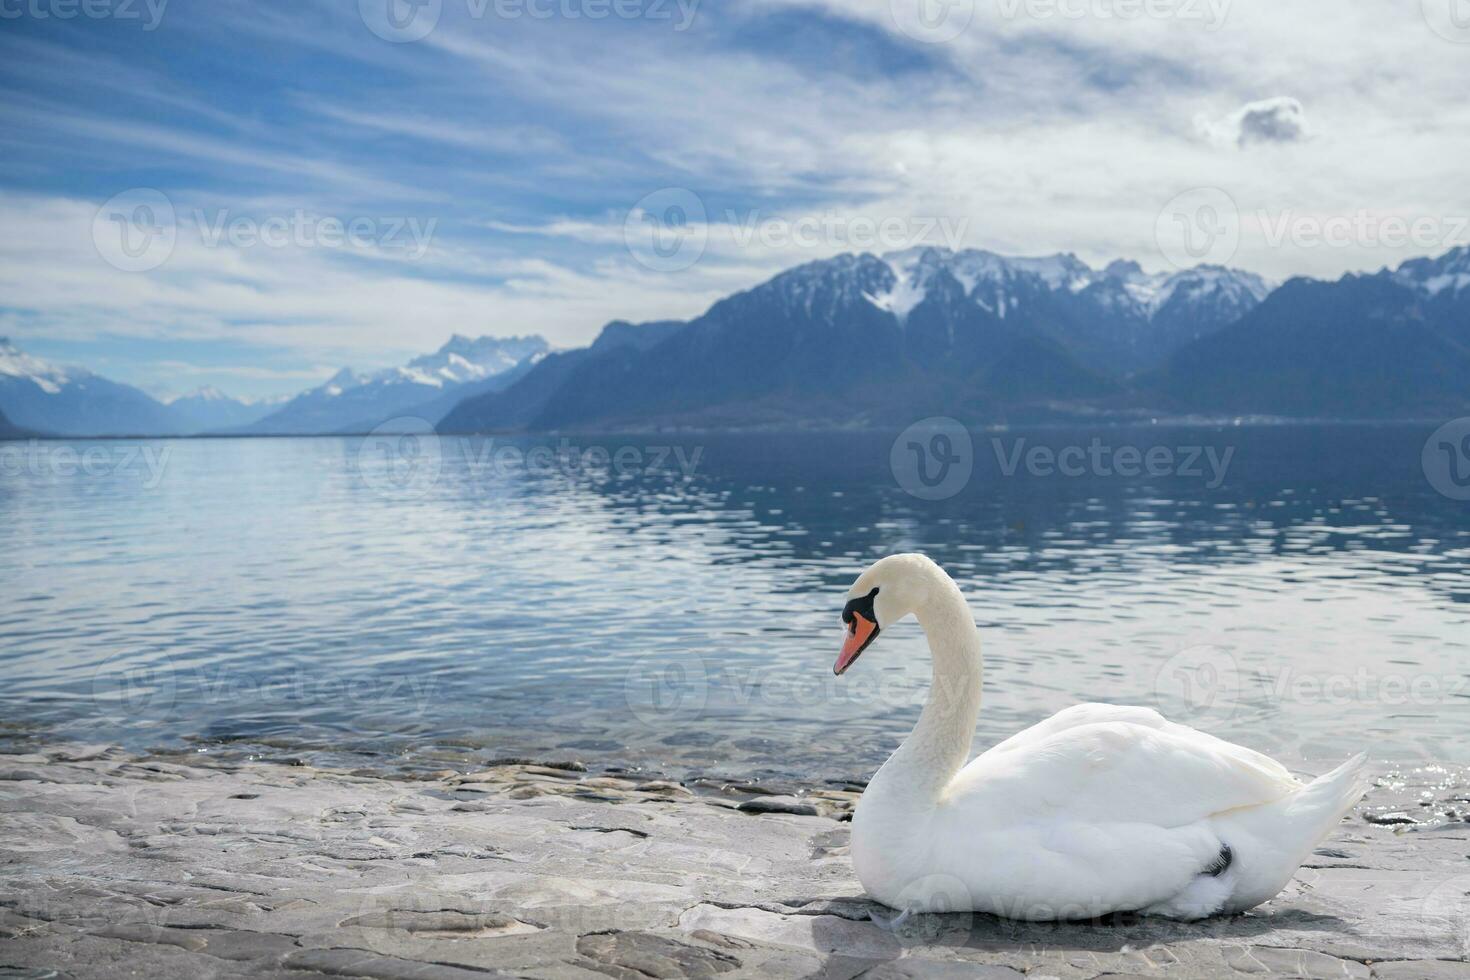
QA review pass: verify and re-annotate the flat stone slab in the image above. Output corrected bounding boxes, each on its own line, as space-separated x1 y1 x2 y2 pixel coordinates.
0 744 1466 978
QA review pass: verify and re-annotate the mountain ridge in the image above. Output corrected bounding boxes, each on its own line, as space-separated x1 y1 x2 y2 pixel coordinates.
441 246 1467 432
237 334 549 434
8 244 1467 437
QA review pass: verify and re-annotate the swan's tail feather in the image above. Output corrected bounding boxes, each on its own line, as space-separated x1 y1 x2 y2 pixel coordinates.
1215 752 1370 914
1287 751 1370 838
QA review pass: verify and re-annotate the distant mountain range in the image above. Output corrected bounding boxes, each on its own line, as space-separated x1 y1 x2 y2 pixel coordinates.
166 387 281 431
1150 250 1470 418
5 246 1467 438
1 339 184 436
441 246 1469 431
237 334 548 434
0 334 548 437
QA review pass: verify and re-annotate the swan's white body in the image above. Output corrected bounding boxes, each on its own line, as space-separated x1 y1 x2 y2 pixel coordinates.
842 555 1368 921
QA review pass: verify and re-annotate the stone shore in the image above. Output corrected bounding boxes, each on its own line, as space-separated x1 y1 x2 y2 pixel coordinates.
2 744 1469 979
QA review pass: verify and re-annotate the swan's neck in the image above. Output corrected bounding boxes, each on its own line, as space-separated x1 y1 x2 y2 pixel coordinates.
870 580 983 805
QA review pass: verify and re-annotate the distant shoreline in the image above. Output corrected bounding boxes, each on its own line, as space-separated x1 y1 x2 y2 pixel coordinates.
0 416 1450 443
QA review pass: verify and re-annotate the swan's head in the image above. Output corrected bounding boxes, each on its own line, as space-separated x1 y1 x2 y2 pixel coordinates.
834 554 942 676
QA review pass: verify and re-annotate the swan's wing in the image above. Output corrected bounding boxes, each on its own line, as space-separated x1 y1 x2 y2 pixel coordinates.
983 702 1297 785
952 718 1300 829
936 709 1306 918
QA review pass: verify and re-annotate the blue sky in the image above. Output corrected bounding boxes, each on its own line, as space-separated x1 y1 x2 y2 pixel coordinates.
1 0 1467 400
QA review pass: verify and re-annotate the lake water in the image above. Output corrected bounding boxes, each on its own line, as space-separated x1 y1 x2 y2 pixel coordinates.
2 424 1468 784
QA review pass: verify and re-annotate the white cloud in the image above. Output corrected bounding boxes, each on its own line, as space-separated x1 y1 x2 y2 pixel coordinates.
0 192 726 382
1197 97 1308 148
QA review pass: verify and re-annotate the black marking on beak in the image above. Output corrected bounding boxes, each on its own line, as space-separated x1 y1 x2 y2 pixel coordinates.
842 587 879 631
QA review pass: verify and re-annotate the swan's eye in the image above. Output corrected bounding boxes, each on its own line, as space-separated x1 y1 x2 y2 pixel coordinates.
841 587 880 631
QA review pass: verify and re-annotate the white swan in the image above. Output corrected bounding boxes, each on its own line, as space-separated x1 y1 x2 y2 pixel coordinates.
834 554 1369 921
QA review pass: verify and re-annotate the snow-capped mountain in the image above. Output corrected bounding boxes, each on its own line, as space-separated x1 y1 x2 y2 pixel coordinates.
871 248 1272 375
165 387 279 433
242 334 549 434
447 245 1470 432
0 338 183 436
1394 245 1470 344
443 253 1115 431
405 334 547 383
1152 267 1470 418
1396 245 1470 298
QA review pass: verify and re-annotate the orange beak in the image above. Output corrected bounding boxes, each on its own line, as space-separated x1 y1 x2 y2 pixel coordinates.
834 612 878 676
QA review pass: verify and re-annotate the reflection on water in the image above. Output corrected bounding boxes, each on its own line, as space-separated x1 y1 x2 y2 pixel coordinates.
1 424 1467 781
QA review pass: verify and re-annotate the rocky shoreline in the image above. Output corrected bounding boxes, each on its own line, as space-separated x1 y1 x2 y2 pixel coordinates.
2 744 1469 979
